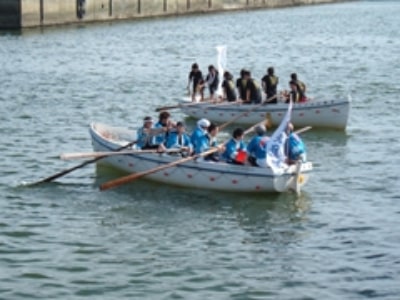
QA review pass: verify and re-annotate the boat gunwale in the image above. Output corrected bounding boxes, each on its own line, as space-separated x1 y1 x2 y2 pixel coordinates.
180 98 350 113
89 123 312 179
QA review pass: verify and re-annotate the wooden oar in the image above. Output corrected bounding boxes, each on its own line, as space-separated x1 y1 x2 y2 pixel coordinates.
99 119 266 191
60 148 183 160
29 140 138 185
294 126 312 135
155 99 216 112
99 148 214 191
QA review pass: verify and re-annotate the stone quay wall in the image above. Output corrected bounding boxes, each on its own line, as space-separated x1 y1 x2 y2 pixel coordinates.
0 0 349 29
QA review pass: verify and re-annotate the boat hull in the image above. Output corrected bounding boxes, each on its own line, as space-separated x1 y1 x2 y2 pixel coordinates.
90 123 313 193
179 97 350 130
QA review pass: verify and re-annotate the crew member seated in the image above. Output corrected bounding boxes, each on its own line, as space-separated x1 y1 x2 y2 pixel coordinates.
222 128 248 165
285 123 307 164
204 122 222 162
136 116 159 150
190 118 211 154
165 121 193 156
247 124 270 167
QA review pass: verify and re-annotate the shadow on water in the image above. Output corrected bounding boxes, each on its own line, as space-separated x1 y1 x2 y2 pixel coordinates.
93 164 313 220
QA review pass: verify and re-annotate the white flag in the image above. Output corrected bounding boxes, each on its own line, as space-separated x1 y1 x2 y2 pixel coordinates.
266 100 293 173
216 45 227 97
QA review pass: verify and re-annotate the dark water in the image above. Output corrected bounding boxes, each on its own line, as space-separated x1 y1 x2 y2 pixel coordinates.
1 1 400 299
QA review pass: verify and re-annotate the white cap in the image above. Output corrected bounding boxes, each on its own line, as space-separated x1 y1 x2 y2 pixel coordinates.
197 118 210 128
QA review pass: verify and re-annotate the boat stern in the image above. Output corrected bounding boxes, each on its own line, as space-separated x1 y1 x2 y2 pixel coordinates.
274 162 313 194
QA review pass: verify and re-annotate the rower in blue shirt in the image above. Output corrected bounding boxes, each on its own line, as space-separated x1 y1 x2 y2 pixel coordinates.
222 128 248 165
285 122 307 164
165 121 193 155
154 111 175 146
246 124 270 167
136 116 157 149
285 123 307 164
190 118 210 154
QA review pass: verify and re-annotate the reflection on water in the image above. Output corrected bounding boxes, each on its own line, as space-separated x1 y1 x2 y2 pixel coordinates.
94 164 312 233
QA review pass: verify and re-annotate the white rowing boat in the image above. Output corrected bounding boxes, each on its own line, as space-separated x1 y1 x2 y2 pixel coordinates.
176 96 351 130
89 122 313 193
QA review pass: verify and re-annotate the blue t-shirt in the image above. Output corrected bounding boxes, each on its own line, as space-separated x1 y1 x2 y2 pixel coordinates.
222 138 247 162
154 122 167 145
286 133 306 160
247 136 269 159
136 127 155 149
190 127 209 154
165 131 192 150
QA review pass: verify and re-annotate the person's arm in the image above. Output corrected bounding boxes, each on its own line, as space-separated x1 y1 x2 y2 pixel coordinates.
261 76 267 93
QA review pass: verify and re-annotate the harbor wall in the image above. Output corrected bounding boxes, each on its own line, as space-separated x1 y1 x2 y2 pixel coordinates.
0 0 349 29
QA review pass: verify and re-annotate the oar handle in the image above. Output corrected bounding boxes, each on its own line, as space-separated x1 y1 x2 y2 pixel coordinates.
29 139 137 185
60 148 182 160
294 126 312 135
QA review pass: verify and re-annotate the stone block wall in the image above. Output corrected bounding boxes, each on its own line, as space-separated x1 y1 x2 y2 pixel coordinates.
0 0 349 29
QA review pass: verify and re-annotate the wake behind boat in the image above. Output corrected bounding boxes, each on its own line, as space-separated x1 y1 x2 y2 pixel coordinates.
175 96 350 130
90 122 313 193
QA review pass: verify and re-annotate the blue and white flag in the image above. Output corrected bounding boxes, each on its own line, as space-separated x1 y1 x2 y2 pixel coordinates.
266 100 293 173
216 45 227 97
